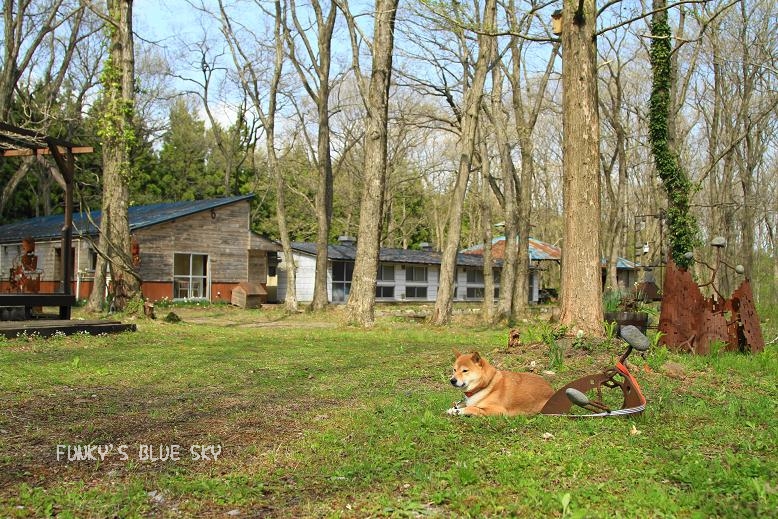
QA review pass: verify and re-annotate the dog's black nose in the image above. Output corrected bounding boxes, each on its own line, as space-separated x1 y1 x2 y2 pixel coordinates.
450 378 458 386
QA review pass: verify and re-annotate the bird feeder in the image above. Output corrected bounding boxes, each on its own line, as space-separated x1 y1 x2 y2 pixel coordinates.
552 10 563 35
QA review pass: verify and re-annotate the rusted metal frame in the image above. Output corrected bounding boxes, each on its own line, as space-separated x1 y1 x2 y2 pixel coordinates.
541 363 645 417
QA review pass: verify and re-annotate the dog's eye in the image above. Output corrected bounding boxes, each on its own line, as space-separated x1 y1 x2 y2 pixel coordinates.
462 369 469 373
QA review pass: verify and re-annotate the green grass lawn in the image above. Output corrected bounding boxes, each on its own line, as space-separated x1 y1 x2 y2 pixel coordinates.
1 305 776 518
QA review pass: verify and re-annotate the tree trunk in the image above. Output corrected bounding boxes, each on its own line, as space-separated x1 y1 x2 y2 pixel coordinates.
306 3 337 312
478 138 495 322
558 0 603 336
346 0 399 326
431 0 497 325
649 0 698 270
311 100 334 311
489 64 518 320
512 135 533 318
86 0 140 313
269 1 297 313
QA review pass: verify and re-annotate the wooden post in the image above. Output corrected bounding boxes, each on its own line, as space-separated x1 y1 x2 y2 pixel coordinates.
48 142 75 319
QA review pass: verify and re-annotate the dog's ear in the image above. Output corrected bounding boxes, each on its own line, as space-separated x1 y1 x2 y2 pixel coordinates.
471 351 482 365
452 348 462 359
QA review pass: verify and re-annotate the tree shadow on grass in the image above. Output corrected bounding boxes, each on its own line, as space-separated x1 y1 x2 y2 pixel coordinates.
0 383 339 492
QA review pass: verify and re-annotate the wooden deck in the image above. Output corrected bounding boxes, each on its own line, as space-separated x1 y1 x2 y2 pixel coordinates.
0 319 136 338
0 293 76 319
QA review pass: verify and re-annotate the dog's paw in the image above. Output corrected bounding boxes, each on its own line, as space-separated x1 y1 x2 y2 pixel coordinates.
446 407 462 416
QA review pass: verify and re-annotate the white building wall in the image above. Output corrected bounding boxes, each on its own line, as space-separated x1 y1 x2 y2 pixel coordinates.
276 255 542 305
276 252 317 302
428 266 439 301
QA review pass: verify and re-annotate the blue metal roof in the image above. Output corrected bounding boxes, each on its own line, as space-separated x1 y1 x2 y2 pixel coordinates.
0 194 254 243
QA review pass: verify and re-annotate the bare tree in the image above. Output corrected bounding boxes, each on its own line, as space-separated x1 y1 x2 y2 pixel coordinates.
1 1 102 218
599 28 635 293
339 0 400 326
216 0 299 312
284 0 337 311
486 59 520 322
504 2 559 321
431 0 497 325
1 0 90 120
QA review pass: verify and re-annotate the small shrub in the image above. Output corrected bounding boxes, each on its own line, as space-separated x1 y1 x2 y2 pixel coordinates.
163 312 182 323
603 290 622 313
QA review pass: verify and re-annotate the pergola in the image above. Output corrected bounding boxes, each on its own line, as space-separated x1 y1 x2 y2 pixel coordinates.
0 121 93 318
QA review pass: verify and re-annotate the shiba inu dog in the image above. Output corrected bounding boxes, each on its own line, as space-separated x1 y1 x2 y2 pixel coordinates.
447 350 554 416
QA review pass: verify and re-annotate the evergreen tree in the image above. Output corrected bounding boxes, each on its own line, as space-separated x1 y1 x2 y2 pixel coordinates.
157 98 210 200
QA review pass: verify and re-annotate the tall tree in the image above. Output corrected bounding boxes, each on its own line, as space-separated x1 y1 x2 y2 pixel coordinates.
1 0 89 121
488 60 520 322
505 2 559 321
431 0 497 325
284 0 337 311
216 0 299 312
86 0 140 312
340 0 400 326
266 2 298 313
558 0 603 335
649 0 698 270
157 98 210 200
599 30 634 293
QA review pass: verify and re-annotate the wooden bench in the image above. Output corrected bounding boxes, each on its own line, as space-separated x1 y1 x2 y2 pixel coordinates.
0 293 76 319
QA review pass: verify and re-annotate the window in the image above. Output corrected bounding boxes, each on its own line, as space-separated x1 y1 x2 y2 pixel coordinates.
464 267 500 300
466 269 484 284
466 287 485 299
376 285 395 299
374 264 395 300
377 264 394 281
174 253 208 299
86 248 97 272
332 261 354 303
405 266 427 282
406 286 428 299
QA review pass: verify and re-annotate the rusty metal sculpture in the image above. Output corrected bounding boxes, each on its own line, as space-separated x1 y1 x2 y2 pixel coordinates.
658 237 764 355
8 236 42 293
541 325 648 417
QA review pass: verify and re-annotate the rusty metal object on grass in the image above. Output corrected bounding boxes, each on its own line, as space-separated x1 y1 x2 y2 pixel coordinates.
541 367 645 416
658 259 764 354
541 325 648 417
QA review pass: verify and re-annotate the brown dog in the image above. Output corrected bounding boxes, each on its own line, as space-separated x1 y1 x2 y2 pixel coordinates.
447 351 554 416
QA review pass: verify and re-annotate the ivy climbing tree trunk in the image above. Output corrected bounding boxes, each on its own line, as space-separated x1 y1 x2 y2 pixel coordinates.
86 0 141 313
649 0 698 269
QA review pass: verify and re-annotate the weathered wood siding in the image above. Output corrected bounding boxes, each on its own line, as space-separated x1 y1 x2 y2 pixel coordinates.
248 250 268 285
136 201 250 283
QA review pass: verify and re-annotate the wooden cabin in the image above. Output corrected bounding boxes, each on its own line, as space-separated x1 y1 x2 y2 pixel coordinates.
0 195 280 304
